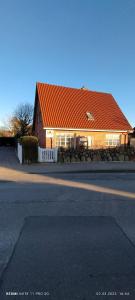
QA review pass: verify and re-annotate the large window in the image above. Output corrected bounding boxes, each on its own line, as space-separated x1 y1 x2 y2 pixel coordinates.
56 133 73 148
105 134 120 147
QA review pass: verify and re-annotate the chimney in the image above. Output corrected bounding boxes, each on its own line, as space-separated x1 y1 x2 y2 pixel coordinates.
81 86 89 90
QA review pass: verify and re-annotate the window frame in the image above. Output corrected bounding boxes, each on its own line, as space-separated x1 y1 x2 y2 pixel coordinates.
105 134 120 147
55 133 73 148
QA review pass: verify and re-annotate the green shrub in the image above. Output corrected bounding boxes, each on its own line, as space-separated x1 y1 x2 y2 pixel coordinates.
20 136 38 163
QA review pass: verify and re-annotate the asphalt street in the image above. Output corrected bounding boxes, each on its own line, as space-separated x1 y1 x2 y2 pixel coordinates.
0 147 135 298
1 216 135 300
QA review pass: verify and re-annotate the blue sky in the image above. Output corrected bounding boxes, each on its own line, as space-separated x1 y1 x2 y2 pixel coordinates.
0 0 135 127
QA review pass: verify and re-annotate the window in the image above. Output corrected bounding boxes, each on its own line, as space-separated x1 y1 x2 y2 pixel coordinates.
56 133 73 148
105 134 120 147
86 112 94 120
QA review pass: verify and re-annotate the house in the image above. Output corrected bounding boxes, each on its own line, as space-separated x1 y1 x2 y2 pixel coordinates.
33 82 132 149
129 127 135 148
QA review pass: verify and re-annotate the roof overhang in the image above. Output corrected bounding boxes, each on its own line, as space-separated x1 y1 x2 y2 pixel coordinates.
43 127 133 133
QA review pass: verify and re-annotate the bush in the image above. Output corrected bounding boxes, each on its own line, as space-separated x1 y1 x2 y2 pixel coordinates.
20 136 38 163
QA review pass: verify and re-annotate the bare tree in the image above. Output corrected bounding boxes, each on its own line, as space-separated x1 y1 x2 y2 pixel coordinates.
0 130 5 137
10 103 33 137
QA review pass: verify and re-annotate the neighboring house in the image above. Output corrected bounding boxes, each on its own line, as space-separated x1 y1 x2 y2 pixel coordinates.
33 82 132 149
0 126 13 137
129 127 135 148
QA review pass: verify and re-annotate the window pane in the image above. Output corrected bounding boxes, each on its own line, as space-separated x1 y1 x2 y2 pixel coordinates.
56 134 73 148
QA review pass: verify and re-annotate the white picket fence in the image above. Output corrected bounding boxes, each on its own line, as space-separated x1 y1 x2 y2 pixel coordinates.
38 147 58 163
17 143 58 164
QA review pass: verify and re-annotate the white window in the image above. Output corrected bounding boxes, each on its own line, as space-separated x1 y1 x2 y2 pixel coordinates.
88 136 93 148
105 134 120 147
56 133 73 148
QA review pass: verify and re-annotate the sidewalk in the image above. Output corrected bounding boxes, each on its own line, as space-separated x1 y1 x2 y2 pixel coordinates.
1 160 135 186
20 161 135 174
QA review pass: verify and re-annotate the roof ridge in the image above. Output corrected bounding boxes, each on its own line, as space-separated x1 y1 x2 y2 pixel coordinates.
36 82 112 96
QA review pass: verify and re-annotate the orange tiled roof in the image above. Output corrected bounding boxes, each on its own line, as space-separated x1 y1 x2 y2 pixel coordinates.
36 82 132 131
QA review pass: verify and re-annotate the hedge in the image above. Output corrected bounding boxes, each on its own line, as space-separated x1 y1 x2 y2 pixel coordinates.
58 146 135 163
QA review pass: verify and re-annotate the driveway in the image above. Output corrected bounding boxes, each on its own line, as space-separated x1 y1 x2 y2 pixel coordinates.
0 147 18 166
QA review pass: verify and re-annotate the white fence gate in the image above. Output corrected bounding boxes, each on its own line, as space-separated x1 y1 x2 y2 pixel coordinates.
38 147 58 163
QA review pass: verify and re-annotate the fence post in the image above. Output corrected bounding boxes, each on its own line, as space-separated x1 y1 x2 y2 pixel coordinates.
38 147 42 162
54 148 58 162
17 143 23 164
